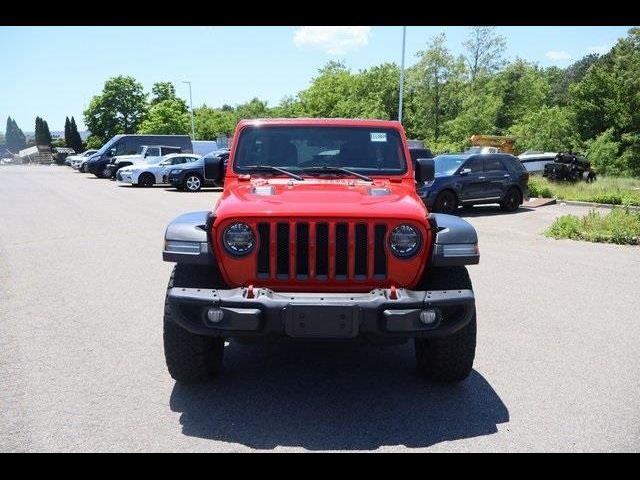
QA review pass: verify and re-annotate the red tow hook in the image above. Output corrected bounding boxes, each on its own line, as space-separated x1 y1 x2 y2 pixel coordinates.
246 284 255 299
389 285 398 300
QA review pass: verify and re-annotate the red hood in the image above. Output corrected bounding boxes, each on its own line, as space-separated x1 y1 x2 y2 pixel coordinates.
213 178 428 223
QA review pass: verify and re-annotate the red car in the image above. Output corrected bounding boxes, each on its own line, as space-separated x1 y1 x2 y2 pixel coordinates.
162 118 480 383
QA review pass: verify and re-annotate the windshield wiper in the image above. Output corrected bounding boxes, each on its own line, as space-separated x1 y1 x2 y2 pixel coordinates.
243 165 304 181
302 165 373 182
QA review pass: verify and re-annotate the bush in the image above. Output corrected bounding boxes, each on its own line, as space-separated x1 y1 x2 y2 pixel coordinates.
546 208 640 245
528 177 553 198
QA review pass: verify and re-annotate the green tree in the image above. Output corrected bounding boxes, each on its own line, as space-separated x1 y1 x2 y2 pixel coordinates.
405 33 462 143
138 99 190 135
150 81 188 111
508 106 579 152
585 128 623 175
493 59 549 130
69 117 84 152
298 61 358 118
5 117 26 152
463 26 506 81
234 97 271 120
194 105 236 139
441 88 503 151
34 117 43 145
352 63 400 119
64 117 71 147
41 119 52 146
83 75 148 144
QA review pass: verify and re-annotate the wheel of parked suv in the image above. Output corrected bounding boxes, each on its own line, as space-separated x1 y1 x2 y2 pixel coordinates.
433 190 457 214
184 174 203 192
97 165 111 179
500 187 521 212
139 173 155 187
164 263 227 383
414 266 476 382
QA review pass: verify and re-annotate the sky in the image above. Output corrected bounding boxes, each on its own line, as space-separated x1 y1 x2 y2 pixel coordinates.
0 26 633 132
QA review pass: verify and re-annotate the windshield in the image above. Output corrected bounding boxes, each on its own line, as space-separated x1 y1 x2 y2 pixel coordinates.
434 155 467 176
233 126 407 176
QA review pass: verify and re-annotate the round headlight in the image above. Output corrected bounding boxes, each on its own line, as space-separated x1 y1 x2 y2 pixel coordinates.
223 223 255 256
389 224 422 258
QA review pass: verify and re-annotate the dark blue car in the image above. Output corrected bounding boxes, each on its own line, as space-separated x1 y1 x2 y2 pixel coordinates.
416 153 529 213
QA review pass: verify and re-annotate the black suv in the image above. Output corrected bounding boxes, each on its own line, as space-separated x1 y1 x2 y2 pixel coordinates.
167 149 230 192
416 153 529 213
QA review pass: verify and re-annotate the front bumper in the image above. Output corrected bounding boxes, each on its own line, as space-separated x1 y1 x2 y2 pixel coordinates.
168 174 184 187
116 170 134 184
167 286 475 340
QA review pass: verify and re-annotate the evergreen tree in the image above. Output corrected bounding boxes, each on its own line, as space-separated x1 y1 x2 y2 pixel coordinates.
5 117 26 152
69 117 83 152
42 119 52 146
35 117 43 145
64 117 71 147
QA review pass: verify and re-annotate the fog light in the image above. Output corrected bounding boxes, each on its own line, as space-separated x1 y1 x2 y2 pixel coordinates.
419 309 437 325
207 308 224 324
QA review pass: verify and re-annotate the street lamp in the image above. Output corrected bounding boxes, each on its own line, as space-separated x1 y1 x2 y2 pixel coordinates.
182 81 195 140
398 26 407 123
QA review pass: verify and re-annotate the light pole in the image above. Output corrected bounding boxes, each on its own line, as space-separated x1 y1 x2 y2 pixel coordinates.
182 81 195 140
398 26 407 123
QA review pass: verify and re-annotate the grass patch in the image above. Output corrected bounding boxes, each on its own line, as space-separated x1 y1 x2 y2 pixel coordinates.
528 176 640 206
546 208 640 245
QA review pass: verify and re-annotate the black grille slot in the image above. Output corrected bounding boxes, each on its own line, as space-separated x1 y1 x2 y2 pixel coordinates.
355 224 368 279
296 224 309 278
335 223 348 279
276 223 289 278
374 224 387 278
315 223 328 278
257 223 270 278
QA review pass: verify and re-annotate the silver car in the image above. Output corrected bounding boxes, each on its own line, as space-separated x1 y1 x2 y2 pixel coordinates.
116 153 202 187
69 150 98 169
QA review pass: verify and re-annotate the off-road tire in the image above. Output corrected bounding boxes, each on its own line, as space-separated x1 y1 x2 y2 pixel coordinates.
500 187 521 212
163 264 227 383
414 266 476 382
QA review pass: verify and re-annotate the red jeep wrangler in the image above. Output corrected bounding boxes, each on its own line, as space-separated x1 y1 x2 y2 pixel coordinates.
162 119 479 383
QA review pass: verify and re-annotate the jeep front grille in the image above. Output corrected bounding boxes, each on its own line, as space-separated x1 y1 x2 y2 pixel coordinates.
256 221 387 281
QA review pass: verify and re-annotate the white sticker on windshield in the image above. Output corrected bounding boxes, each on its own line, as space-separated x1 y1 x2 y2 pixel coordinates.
370 132 387 142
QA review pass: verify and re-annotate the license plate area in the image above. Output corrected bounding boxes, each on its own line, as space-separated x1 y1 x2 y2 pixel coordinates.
284 305 359 338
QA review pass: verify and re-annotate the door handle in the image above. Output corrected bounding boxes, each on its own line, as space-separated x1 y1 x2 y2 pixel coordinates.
478 176 486 180
503 174 510 178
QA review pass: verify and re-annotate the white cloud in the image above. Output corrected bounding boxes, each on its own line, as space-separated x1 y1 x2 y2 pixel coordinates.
545 50 573 62
588 45 611 55
293 26 371 55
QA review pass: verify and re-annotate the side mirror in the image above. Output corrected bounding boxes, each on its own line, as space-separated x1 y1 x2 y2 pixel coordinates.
415 158 435 183
108 148 116 157
204 155 224 182
459 168 472 176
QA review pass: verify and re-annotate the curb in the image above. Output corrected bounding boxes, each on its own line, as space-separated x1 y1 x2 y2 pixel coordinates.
557 200 640 212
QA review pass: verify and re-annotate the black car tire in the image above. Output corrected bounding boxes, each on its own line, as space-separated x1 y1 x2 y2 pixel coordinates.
414 266 476 383
164 264 227 384
500 187 521 212
433 190 458 214
139 172 155 187
97 165 111 179
184 173 203 192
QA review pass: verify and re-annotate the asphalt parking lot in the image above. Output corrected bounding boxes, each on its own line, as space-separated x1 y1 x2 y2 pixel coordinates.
1 165 639 452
